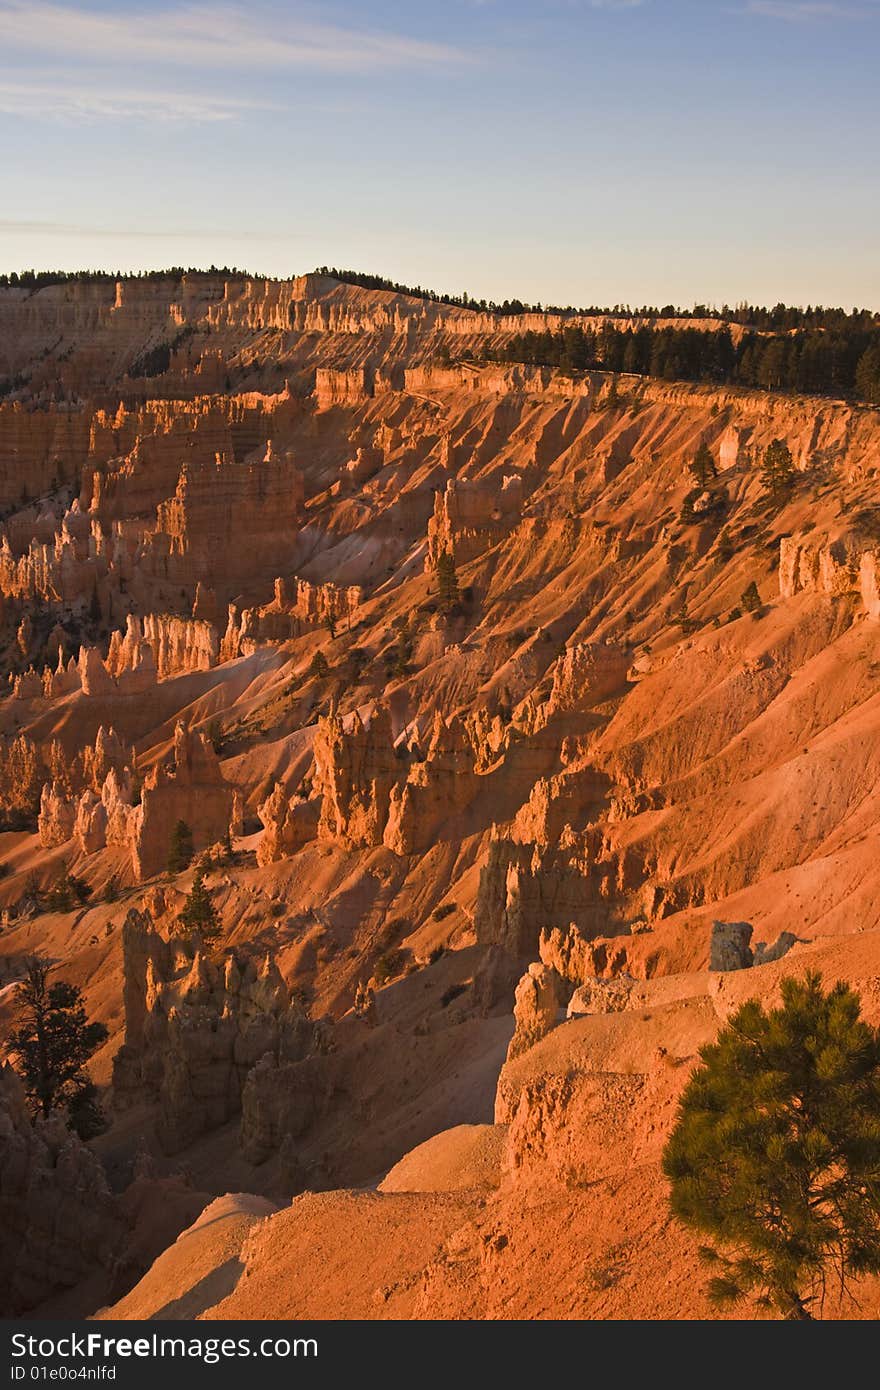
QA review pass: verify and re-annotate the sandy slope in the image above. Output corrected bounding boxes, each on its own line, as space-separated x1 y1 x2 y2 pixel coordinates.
96 1194 278 1321
2 278 880 1319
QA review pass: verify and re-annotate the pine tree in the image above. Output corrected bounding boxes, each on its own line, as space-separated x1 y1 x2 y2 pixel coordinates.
167 819 194 874
680 491 697 524
689 441 717 489
436 548 460 615
309 649 330 680
46 875 73 913
176 866 220 942
855 345 880 405
46 864 91 912
760 437 795 500
740 580 762 614
393 621 412 678
662 972 880 1320
10 956 108 1137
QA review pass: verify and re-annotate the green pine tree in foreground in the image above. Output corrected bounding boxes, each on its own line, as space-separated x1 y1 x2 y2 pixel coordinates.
663 972 880 1320
10 955 108 1138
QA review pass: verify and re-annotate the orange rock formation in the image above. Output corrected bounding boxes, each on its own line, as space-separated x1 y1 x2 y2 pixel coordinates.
1 273 880 1321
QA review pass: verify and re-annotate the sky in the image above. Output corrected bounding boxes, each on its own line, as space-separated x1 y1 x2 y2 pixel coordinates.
0 0 878 310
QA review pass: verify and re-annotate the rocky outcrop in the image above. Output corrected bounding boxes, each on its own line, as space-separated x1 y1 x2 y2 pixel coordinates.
10 667 44 701
494 928 654 1141
240 1052 332 1168
709 920 754 971
315 367 373 409
566 975 635 1016
192 581 219 623
83 392 291 520
510 767 610 846
307 704 480 858
22 612 219 705
77 645 114 697
383 711 479 856
426 475 523 571
539 642 629 723
112 909 323 1154
16 613 32 658
779 534 856 600
107 612 220 679
860 552 880 621
0 396 307 627
313 704 399 849
465 707 511 771
506 963 566 1062
35 723 231 879
83 766 139 858
779 532 880 618
144 441 304 600
256 783 320 866
79 725 134 792
221 577 361 661
472 944 522 1016
754 930 798 965
0 732 55 829
74 787 109 855
37 781 76 847
539 923 633 984
709 920 797 971
33 728 136 855
0 401 90 511
131 722 234 880
277 576 360 631
78 640 157 697
0 518 105 616
474 832 617 958
484 896 637 1077
11 652 81 703
0 1064 126 1315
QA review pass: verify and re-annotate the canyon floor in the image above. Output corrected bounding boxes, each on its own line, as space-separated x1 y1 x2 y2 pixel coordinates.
1 272 880 1320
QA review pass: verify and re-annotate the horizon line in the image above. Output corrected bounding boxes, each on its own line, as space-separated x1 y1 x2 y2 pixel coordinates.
1 266 878 318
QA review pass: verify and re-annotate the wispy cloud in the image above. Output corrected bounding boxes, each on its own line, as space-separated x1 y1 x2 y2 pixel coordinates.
0 77 280 122
465 1 647 6
0 217 305 239
745 1 877 18
0 1 470 73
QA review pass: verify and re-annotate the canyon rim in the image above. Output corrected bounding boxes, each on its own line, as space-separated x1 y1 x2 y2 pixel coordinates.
2 0 880 1349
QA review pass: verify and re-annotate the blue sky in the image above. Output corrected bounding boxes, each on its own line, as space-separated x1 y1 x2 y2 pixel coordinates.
1 0 878 308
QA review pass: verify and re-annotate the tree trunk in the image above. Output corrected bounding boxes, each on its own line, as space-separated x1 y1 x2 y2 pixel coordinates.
779 1290 813 1320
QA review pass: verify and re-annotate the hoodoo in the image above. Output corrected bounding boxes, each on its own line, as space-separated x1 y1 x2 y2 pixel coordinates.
1 263 879 1327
